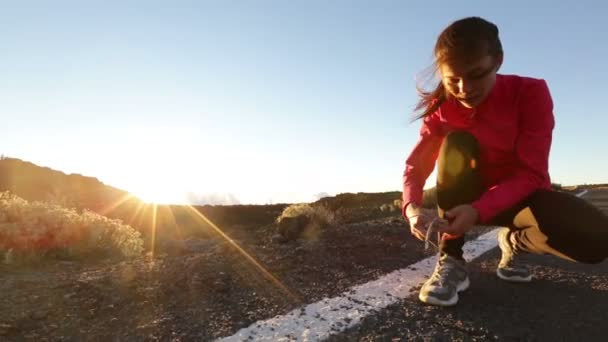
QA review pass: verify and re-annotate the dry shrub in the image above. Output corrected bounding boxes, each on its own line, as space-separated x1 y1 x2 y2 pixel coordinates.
0 191 143 263
275 204 336 241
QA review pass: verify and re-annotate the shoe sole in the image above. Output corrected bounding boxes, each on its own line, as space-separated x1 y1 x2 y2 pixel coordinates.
496 269 533 282
418 277 470 306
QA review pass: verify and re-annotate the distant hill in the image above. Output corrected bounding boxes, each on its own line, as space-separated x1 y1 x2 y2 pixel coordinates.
0 157 137 211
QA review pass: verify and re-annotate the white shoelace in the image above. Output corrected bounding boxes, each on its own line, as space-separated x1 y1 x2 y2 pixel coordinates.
429 256 457 285
424 217 442 252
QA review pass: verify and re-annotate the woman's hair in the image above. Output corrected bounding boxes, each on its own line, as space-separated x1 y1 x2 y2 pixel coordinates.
413 17 503 121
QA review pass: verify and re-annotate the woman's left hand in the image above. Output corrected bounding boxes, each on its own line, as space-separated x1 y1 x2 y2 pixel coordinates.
442 204 480 235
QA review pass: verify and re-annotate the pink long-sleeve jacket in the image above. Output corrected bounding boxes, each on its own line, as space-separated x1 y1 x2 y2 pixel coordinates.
402 74 555 223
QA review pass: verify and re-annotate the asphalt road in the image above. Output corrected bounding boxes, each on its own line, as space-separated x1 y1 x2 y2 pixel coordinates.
328 251 608 341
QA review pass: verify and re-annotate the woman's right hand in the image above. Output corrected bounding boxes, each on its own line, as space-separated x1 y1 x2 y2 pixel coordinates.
405 203 445 241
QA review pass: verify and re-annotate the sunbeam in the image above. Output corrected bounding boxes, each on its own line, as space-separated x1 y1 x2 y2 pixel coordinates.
98 193 138 217
125 201 147 228
150 204 158 257
185 204 300 302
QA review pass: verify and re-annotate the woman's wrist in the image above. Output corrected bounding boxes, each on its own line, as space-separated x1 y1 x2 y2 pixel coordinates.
405 202 421 218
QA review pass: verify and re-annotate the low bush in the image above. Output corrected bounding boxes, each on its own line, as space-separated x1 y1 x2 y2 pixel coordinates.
0 191 143 263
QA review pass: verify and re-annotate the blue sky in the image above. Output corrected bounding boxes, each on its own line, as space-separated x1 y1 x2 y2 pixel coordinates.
2 1 607 204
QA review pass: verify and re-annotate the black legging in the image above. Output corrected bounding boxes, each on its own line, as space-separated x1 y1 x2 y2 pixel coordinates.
436 131 608 264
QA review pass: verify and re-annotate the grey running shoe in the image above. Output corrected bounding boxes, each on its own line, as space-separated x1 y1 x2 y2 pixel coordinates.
497 228 532 282
419 254 469 306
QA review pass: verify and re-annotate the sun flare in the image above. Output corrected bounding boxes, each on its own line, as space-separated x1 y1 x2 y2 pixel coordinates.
129 183 186 205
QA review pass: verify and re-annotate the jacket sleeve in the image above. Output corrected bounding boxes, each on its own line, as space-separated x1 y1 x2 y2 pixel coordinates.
471 79 555 223
402 111 444 219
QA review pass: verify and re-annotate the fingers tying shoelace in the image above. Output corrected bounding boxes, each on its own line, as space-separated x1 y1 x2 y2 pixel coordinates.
424 217 443 252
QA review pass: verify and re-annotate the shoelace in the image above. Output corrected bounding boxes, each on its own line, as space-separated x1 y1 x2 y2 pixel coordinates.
429 256 456 285
424 217 442 252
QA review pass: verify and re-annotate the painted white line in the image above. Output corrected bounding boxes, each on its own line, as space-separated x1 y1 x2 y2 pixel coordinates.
217 228 500 342
218 190 588 341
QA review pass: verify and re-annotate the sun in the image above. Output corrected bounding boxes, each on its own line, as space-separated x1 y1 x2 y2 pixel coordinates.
128 182 187 205
106 132 198 205
120 167 190 205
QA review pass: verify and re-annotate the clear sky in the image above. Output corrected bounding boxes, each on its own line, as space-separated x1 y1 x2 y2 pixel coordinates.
2 1 607 205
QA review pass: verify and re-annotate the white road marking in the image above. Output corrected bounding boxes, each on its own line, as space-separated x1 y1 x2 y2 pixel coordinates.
218 190 588 341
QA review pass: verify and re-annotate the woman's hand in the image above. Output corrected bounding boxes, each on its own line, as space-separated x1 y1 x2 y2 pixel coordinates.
442 204 480 236
405 203 448 241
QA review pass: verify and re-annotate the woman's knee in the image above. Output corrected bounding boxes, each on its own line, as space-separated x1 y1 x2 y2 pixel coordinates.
437 131 481 182
436 131 484 207
442 131 480 158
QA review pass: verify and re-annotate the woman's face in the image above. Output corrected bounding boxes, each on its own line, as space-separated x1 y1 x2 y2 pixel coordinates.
439 54 501 108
